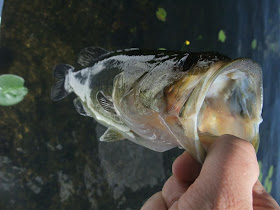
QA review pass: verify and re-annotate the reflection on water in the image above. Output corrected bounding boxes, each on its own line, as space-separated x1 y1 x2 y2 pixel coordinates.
0 0 279 209
0 0 3 24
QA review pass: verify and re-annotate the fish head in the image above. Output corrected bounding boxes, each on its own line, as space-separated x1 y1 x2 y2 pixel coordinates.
177 58 263 156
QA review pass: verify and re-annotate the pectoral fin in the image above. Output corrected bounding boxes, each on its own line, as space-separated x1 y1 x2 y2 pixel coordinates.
100 128 125 142
73 98 90 117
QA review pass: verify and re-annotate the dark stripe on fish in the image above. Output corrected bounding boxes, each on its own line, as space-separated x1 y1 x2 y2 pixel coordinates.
74 71 88 85
83 49 230 68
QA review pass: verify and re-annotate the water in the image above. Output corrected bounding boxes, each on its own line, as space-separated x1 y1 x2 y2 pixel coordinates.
0 0 3 24
0 0 279 209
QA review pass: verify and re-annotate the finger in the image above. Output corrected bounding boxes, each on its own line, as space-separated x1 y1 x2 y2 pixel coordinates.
162 175 190 208
178 135 260 209
141 191 167 210
253 180 280 209
169 200 179 210
162 152 201 208
172 152 201 183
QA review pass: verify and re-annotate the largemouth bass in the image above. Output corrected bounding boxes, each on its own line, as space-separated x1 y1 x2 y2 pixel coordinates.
51 47 263 163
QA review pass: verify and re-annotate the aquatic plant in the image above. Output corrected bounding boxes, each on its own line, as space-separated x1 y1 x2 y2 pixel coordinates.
264 165 274 193
156 7 167 22
197 35 203 40
258 161 263 182
258 161 274 193
252 39 257 49
218 30 226 43
0 74 28 106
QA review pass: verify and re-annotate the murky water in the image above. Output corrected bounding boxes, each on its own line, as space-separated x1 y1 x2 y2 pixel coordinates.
0 0 279 209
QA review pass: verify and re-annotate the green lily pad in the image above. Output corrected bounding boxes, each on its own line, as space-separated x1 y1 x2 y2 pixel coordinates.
0 74 28 106
156 8 167 22
218 30 226 43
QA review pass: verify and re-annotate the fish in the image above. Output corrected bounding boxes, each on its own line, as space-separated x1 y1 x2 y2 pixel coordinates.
51 47 263 163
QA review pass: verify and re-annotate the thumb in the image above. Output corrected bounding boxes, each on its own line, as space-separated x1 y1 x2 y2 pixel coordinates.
178 135 259 209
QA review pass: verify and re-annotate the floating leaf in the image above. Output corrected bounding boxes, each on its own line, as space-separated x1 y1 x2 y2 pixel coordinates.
158 48 166 50
197 35 203 40
260 162 274 193
156 8 167 22
0 74 28 106
218 30 226 43
130 27 136 33
251 39 257 49
258 161 263 182
258 172 263 183
264 176 268 186
264 176 272 193
258 161 262 169
268 165 274 178
267 180 272 193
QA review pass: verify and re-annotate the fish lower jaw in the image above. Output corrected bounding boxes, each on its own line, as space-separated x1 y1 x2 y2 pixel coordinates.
197 113 261 150
197 69 262 150
180 59 262 156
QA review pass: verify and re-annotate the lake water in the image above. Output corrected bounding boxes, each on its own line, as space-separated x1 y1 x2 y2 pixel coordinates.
0 0 279 209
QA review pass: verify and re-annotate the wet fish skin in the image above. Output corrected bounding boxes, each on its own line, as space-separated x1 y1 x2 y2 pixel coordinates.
51 47 262 163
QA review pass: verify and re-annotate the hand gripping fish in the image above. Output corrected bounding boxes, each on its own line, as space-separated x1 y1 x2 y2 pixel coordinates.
51 47 263 163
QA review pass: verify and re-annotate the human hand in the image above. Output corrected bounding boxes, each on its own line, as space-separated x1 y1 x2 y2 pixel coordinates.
141 135 280 210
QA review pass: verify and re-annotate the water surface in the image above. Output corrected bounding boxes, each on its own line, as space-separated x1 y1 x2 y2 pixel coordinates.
0 0 279 209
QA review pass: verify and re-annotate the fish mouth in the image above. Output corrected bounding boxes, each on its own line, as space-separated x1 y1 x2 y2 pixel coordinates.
180 59 263 159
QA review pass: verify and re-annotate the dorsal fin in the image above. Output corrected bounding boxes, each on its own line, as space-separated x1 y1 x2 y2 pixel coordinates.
100 128 125 142
73 98 90 117
96 91 116 115
77 47 109 66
